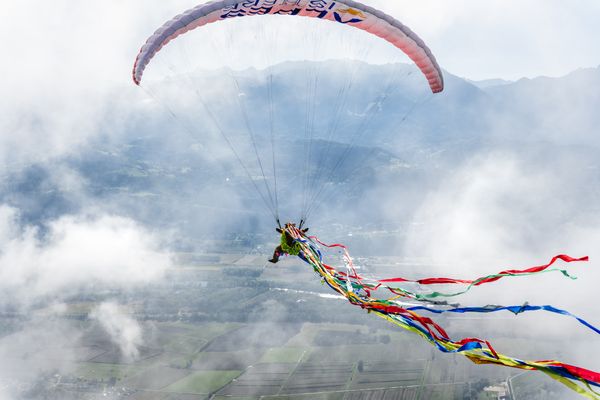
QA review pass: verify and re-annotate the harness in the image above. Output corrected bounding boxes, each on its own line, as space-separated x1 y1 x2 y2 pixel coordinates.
280 229 303 256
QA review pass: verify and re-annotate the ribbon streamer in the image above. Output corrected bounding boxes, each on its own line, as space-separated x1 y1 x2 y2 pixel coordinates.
284 226 599 399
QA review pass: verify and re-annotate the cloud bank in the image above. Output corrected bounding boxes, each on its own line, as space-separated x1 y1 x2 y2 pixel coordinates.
0 206 171 306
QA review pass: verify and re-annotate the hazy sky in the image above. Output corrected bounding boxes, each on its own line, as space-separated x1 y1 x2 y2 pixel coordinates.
370 0 600 80
3 0 600 88
1 0 597 168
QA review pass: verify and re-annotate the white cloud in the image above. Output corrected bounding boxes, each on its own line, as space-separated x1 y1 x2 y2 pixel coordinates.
90 302 143 361
0 317 82 394
0 205 172 305
404 153 543 265
0 1 192 168
402 151 600 311
0 205 172 395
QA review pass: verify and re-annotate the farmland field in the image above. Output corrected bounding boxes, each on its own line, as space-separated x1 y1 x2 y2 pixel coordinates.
217 363 295 396
39 288 524 400
260 347 306 363
121 366 192 390
76 362 142 380
60 320 488 399
165 370 241 394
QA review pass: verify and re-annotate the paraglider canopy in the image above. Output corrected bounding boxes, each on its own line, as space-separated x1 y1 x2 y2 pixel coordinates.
132 0 446 227
133 0 444 93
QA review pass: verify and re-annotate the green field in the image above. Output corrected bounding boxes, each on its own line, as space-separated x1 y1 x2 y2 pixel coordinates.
260 347 306 363
165 370 241 394
76 362 141 381
56 319 511 399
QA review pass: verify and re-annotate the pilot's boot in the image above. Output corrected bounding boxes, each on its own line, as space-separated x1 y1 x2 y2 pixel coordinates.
269 248 282 264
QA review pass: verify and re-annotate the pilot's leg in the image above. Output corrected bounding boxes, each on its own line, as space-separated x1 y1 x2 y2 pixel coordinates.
269 246 283 263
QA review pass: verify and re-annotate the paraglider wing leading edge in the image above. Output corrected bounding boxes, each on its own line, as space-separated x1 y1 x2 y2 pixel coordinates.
132 0 444 93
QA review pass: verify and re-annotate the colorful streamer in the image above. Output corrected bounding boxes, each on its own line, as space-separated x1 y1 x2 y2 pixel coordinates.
284 226 600 399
